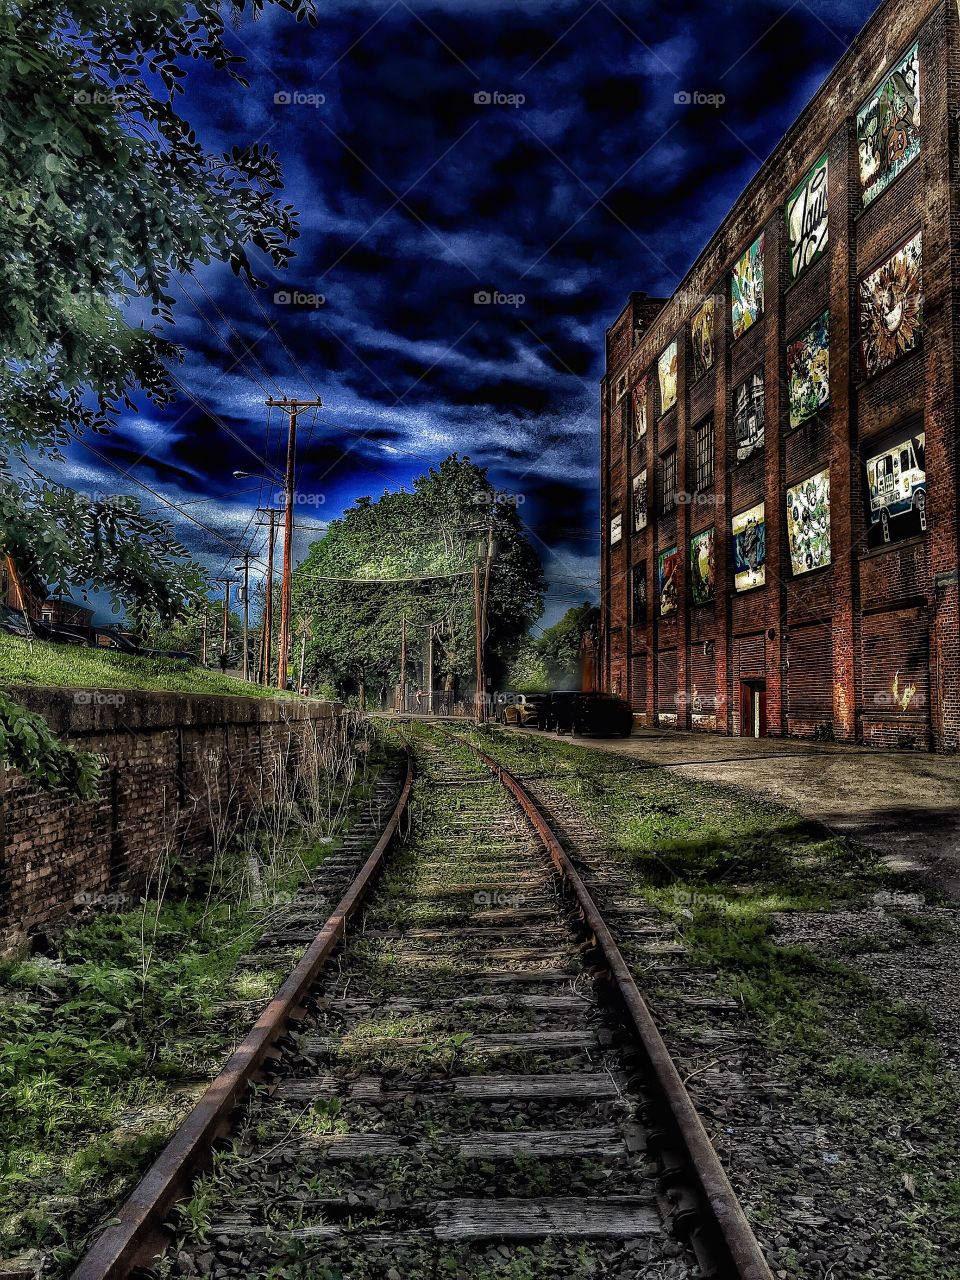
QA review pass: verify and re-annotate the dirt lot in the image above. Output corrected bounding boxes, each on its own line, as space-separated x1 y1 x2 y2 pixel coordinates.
521 728 960 902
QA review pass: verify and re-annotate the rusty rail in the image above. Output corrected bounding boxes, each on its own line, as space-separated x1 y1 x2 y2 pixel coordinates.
70 749 414 1280
462 737 773 1280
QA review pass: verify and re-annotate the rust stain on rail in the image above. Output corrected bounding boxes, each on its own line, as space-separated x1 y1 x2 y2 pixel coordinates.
70 749 414 1280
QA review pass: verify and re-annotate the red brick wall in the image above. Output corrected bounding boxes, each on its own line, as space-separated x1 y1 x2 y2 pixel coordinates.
0 689 341 953
601 0 960 751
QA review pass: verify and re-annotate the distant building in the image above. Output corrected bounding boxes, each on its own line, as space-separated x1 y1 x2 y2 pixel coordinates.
40 598 95 630
600 0 958 750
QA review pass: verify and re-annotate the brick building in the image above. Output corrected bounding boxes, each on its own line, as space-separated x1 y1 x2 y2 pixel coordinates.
600 0 960 751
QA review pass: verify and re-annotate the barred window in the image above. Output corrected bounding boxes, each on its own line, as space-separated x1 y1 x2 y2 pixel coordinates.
694 418 715 493
659 448 678 514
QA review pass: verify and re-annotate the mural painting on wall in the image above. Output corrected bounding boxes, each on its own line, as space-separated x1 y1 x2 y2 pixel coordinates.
632 376 648 442
731 234 764 341
690 299 715 382
859 232 922 378
856 42 920 206
865 431 926 548
658 341 678 414
732 503 766 592
632 470 648 534
733 368 765 463
786 153 829 279
632 564 647 625
689 526 715 605
610 513 623 546
787 310 830 428
657 546 679 616
615 371 628 402
786 469 831 575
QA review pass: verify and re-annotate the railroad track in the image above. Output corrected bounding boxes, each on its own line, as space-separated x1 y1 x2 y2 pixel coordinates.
70 730 771 1280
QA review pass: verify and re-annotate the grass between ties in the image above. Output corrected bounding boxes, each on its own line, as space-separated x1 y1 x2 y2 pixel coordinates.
442 724 960 1280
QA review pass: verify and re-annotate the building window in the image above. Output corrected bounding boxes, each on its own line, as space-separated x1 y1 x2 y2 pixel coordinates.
693 419 714 493
659 448 678 514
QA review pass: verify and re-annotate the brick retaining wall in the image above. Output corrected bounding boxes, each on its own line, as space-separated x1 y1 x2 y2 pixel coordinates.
0 687 342 954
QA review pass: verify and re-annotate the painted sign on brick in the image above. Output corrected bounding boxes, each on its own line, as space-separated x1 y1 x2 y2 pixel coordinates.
691 298 715 381
787 310 830 428
658 546 679 616
859 232 922 378
732 503 765 592
689 526 715 605
731 234 764 340
856 43 920 206
632 563 647 625
786 468 831 575
865 431 926 547
632 469 648 533
732 368 765 463
658 341 678 414
632 376 648 441
786 153 828 278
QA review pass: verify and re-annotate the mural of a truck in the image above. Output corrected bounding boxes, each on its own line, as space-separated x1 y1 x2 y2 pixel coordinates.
866 432 926 543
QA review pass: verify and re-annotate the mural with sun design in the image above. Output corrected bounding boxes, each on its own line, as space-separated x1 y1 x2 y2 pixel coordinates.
859 233 922 377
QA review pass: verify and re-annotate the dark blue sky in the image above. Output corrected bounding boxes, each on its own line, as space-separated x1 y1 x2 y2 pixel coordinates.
63 0 880 627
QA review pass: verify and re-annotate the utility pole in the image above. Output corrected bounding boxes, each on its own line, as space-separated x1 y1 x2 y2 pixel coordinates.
200 614 208 666
234 554 251 681
216 578 238 668
266 395 322 690
479 527 494 722
426 623 434 716
262 508 276 686
473 562 483 723
399 614 407 713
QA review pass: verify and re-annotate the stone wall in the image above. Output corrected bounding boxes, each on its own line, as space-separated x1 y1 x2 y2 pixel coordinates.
0 687 341 953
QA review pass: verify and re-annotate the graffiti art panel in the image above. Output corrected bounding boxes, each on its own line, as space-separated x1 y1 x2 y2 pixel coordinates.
632 469 648 534
689 526 715 605
657 546 679 616
786 153 828 278
865 431 927 548
610 513 622 546
731 234 764 340
691 298 715 381
786 469 831 575
632 563 647 625
732 368 765 463
658 341 678 414
732 503 765 592
856 43 920 206
787 310 830 428
634 373 650 445
632 376 648 441
859 233 922 377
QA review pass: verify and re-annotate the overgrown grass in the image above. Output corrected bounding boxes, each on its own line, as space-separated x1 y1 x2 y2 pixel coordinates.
440 724 960 1277
0 731 400 1273
0 633 297 699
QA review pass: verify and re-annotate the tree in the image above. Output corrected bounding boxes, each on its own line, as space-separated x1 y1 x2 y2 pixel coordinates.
0 0 316 789
535 603 597 689
293 456 546 705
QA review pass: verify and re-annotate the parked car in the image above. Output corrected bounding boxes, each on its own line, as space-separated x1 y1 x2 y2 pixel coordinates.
32 619 87 646
546 691 634 738
496 692 547 727
94 628 141 654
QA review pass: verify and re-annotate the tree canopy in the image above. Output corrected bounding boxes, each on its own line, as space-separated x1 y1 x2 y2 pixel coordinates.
293 455 546 703
0 0 315 788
